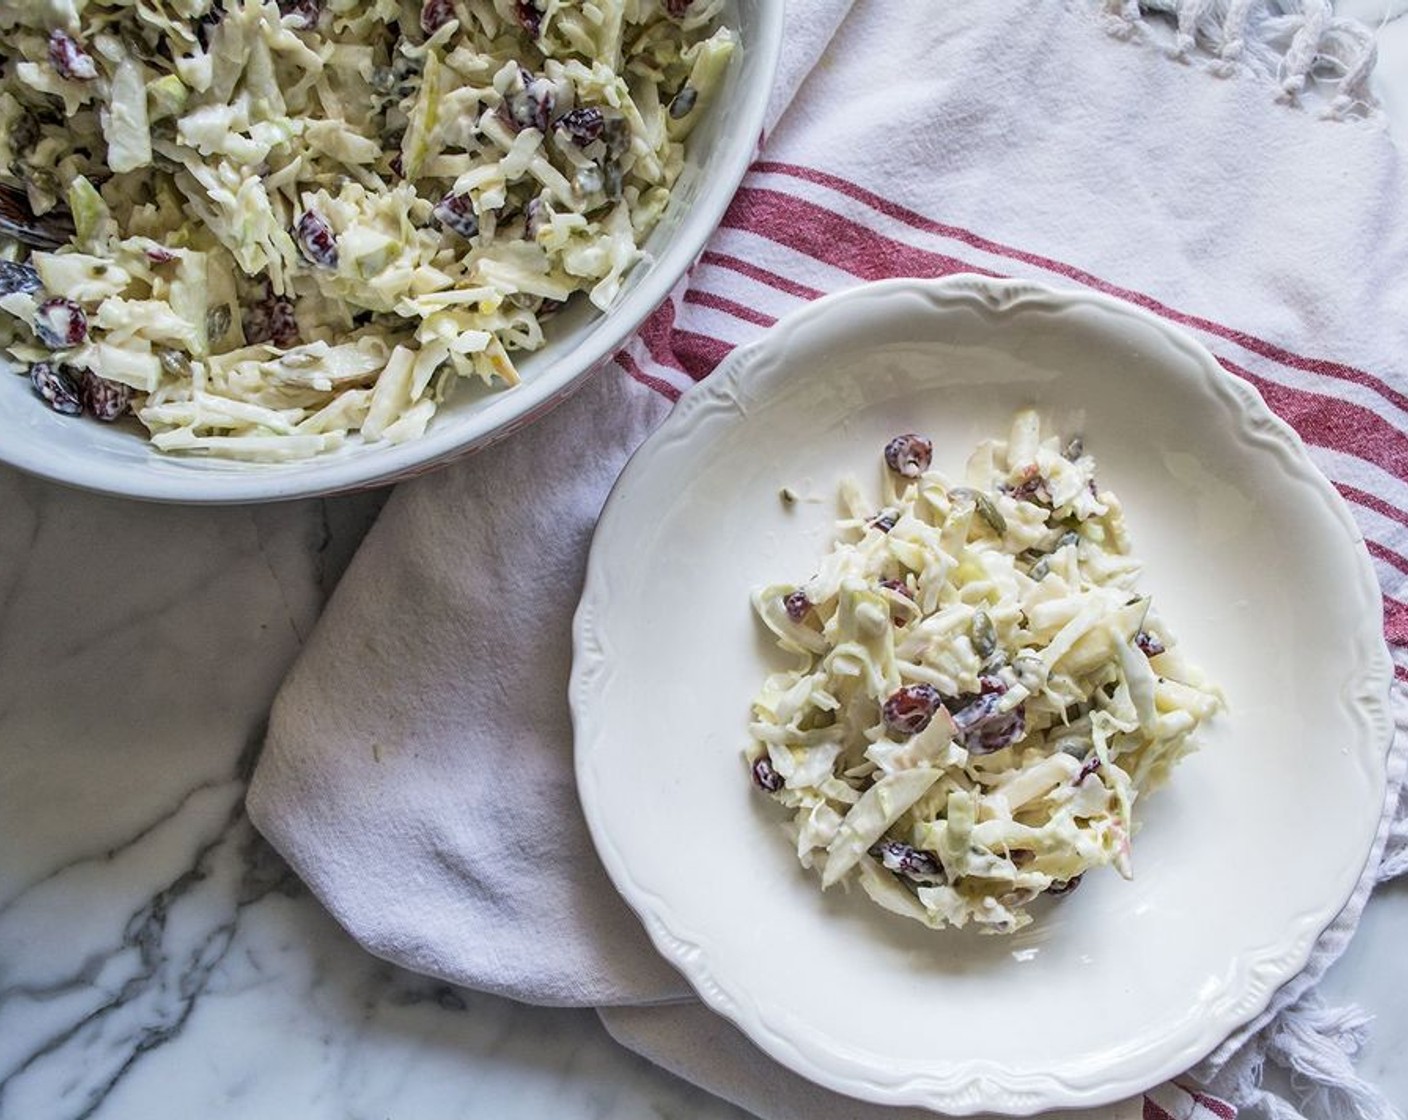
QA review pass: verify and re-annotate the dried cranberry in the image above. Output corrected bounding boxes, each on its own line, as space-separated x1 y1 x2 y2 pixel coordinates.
871 840 942 880
555 107 604 146
0 261 42 295
1046 874 1083 895
33 298 88 349
883 433 932 478
243 291 299 347
668 85 697 120
948 690 1025 753
950 691 999 731
421 0 456 34
1134 630 1165 657
48 31 98 81
882 683 943 736
515 0 542 35
750 756 784 793
277 0 321 29
268 300 299 348
433 193 480 240
782 590 810 623
1009 470 1050 505
295 210 339 268
80 369 133 422
506 70 556 133
29 362 81 415
965 706 1025 754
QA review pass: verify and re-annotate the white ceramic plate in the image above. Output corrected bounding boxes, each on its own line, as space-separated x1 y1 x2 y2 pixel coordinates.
0 0 780 504
571 276 1394 1115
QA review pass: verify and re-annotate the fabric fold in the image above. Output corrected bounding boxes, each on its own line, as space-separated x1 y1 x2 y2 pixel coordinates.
250 366 682 1005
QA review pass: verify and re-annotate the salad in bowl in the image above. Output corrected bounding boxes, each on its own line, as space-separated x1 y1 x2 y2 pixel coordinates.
0 0 774 500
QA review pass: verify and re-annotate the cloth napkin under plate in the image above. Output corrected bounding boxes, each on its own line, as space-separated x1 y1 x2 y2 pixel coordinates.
248 2 1408 1117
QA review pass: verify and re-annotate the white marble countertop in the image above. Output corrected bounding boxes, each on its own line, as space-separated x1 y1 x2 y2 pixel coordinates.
4 9 1407 1120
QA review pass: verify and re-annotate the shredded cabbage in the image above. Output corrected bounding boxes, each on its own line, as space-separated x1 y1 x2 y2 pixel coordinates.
747 411 1224 934
0 0 735 459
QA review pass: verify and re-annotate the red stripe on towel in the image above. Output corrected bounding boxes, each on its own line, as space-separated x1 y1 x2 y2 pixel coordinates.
1384 595 1408 647
1143 1096 1178 1120
672 330 737 382
755 161 1408 416
614 351 681 402
1337 484 1408 531
1217 359 1408 487
635 298 698 380
1189 1088 1238 1120
700 250 827 301
1368 539 1408 579
684 289 778 328
723 187 1002 284
719 180 1408 487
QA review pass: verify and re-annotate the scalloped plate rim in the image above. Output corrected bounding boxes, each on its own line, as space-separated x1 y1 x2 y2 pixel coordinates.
571 274 1394 1115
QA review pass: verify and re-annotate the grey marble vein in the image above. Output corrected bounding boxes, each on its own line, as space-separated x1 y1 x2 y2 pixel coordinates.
2 798 254 1118
0 469 748 1120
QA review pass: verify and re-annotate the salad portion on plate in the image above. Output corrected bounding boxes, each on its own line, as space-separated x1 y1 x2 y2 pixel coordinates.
748 410 1223 934
0 0 735 459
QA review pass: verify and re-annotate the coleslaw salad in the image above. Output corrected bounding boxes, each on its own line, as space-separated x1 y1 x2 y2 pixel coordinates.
0 0 734 460
747 410 1224 934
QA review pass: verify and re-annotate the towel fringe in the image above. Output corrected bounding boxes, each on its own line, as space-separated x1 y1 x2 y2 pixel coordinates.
1217 0 1260 67
1096 0 1380 118
1174 0 1216 58
1200 990 1405 1120
1101 0 1144 38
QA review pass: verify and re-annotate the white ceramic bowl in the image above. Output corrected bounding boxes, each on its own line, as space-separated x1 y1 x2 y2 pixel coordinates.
572 276 1394 1115
0 3 782 504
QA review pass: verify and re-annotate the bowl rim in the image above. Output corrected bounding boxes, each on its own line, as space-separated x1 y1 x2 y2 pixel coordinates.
0 2 784 505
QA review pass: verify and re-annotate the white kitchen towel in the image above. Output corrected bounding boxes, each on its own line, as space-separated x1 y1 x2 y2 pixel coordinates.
248 2 1408 1118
